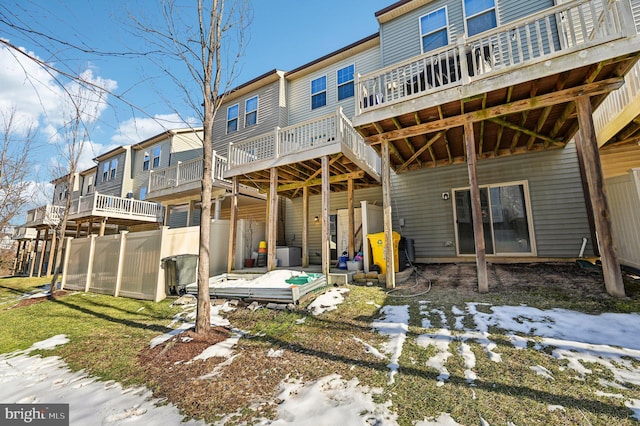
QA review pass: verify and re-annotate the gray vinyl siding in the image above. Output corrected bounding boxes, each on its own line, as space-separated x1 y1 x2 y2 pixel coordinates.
287 45 381 124
379 0 555 68
212 79 285 157
390 141 593 258
284 187 383 264
95 149 130 197
132 138 172 200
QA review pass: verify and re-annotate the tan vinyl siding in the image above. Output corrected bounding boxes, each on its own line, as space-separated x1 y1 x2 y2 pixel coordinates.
287 45 381 124
212 79 285 157
132 138 171 199
170 132 203 164
601 144 640 179
389 141 593 259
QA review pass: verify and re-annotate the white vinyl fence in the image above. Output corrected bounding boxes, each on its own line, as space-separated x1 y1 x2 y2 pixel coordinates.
605 168 640 270
61 221 231 301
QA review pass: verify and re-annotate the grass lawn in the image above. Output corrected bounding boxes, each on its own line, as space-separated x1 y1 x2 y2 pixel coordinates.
1 263 639 425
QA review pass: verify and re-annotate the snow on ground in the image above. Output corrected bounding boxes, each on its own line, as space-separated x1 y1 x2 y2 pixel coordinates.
307 287 350 315
255 373 397 425
0 335 205 425
372 305 409 384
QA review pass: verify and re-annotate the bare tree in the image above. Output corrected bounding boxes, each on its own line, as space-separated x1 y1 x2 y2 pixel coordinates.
48 75 109 298
0 108 36 230
134 0 250 335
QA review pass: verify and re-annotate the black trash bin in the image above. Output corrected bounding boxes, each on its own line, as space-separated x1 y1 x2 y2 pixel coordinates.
161 254 198 295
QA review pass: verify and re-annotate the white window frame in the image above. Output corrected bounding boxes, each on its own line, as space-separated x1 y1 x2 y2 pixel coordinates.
143 152 150 171
452 180 537 257
462 0 498 37
337 64 355 101
245 96 258 127
419 6 450 54
311 75 327 110
227 104 239 134
152 146 161 168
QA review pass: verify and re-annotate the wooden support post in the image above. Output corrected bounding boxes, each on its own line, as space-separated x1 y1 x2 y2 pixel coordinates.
575 96 625 297
382 140 396 289
29 230 41 277
36 229 47 277
227 176 238 273
302 186 309 268
75 221 82 238
347 178 355 260
321 156 331 276
99 218 107 236
464 121 489 293
268 168 279 271
47 230 57 276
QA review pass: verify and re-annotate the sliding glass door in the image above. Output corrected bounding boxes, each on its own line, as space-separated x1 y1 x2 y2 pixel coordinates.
454 181 535 256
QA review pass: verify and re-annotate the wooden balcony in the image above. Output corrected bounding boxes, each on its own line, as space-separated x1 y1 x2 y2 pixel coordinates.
23 204 65 227
146 153 264 202
12 227 37 240
353 0 640 172
226 108 381 198
67 192 164 224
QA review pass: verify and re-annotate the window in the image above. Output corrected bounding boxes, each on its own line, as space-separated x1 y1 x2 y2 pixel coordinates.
143 152 150 171
337 65 355 101
464 0 497 36
152 146 161 168
140 187 147 201
311 76 327 110
109 158 118 180
420 7 449 53
102 162 109 182
245 96 258 127
453 181 535 256
227 104 239 133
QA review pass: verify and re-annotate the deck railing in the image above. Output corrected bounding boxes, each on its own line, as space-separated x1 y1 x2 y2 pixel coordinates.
69 192 164 222
593 57 640 140
24 204 65 226
357 0 636 113
148 153 229 194
228 108 381 174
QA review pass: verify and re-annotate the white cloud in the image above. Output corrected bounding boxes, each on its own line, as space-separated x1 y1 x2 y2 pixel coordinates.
111 113 197 144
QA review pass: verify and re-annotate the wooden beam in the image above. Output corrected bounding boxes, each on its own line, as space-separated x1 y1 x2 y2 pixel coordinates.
47 230 57 276
302 186 309 268
36 228 46 277
277 171 364 191
396 132 444 172
267 168 278 271
464 122 488 293
365 78 624 144
347 178 355 260
321 156 331 276
575 96 625 297
227 176 238 273
381 140 395 289
489 117 561 146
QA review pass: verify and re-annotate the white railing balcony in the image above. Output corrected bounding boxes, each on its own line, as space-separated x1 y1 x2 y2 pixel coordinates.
594 58 640 144
68 192 164 223
356 0 637 114
227 108 381 179
12 227 37 240
147 153 230 195
23 204 65 227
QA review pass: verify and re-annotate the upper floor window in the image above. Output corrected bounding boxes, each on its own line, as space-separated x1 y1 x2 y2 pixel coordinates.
311 76 327 110
227 104 239 133
143 152 150 171
110 158 118 180
102 162 109 182
420 7 449 53
464 0 497 36
337 65 355 101
152 146 161 168
140 187 147 201
245 96 258 127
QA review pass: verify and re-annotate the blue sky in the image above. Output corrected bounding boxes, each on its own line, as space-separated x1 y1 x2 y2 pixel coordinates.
1 0 392 216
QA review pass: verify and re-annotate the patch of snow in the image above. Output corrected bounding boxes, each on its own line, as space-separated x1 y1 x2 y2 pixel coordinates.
307 287 350 316
458 342 477 383
479 416 490 426
507 333 529 350
530 365 554 380
625 399 640 421
29 334 70 351
594 390 624 399
417 329 453 386
198 353 239 380
295 317 306 324
193 329 244 361
415 412 463 425
372 305 409 384
353 336 386 360
258 374 397 425
547 405 565 412
267 348 284 358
